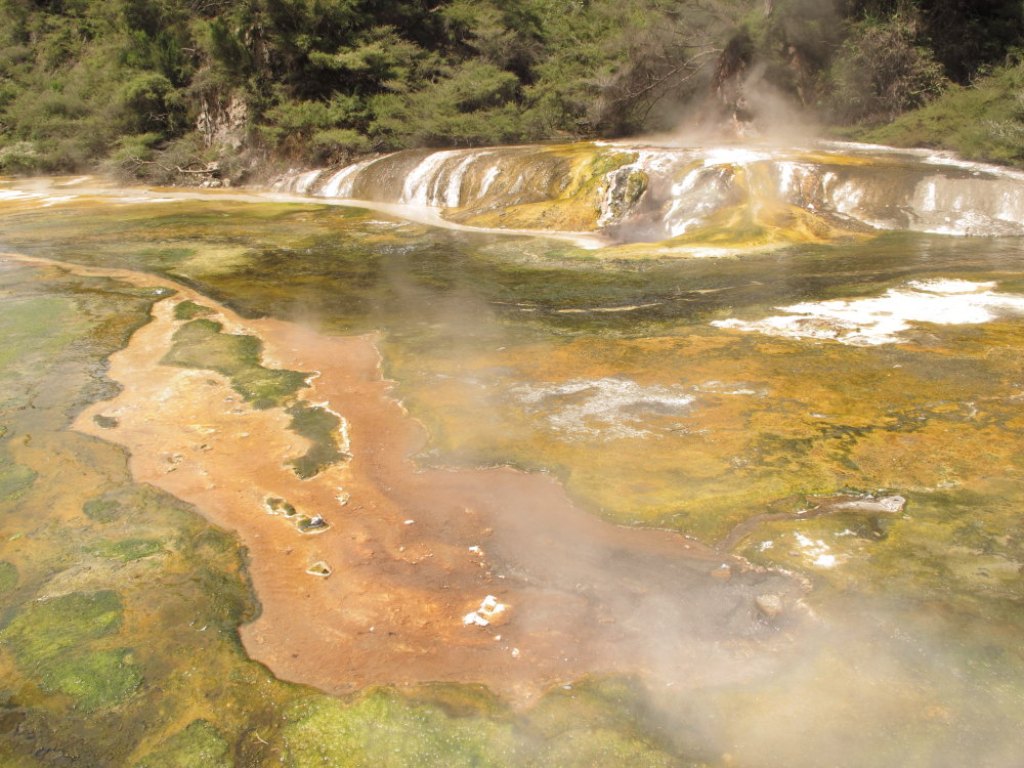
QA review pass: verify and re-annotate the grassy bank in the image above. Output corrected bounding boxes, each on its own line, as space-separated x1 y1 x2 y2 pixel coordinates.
850 61 1024 167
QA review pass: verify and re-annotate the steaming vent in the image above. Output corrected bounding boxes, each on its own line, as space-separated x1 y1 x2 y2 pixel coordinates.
272 142 1024 245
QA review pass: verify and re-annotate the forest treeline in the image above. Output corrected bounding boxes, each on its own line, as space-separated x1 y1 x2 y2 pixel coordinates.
1 0 1023 181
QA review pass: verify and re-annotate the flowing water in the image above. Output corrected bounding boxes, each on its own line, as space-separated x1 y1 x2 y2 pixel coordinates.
0 141 1022 767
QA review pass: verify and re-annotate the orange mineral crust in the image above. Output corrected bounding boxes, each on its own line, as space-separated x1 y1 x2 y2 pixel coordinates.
9 254 800 703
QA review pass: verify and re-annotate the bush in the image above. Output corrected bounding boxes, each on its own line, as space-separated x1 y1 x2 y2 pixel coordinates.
118 71 184 134
861 61 1024 165
0 141 42 174
310 128 372 163
827 10 947 123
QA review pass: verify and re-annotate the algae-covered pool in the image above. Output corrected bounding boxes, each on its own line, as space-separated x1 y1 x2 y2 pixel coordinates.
0 178 1021 767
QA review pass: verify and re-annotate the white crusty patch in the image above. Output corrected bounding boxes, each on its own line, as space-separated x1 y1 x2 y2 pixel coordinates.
712 280 1024 346
462 595 508 628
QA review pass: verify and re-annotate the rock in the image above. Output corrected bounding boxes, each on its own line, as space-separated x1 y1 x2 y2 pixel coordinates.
710 564 733 582
295 514 330 534
462 595 509 628
306 561 332 577
196 93 248 150
831 494 906 515
598 167 649 227
755 593 784 619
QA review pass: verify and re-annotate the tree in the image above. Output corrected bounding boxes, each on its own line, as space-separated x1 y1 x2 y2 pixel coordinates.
828 6 947 123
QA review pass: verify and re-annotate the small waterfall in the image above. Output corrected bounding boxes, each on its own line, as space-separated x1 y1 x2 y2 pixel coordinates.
320 157 380 198
908 176 1024 235
663 166 736 236
394 149 503 208
596 150 679 228
273 142 1024 244
438 153 479 207
401 150 463 206
478 165 501 198
271 169 322 194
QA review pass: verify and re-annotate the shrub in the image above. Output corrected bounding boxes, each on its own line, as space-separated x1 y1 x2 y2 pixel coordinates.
827 10 947 123
0 141 42 174
118 71 183 134
310 128 372 162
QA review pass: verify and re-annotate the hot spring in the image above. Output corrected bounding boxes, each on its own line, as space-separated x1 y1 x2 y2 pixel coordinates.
0 140 1022 767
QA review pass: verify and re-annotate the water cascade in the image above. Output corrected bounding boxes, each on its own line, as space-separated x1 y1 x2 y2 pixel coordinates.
274 141 1024 247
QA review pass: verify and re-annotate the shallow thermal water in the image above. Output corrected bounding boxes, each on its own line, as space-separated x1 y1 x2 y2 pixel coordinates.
0 163 1022 767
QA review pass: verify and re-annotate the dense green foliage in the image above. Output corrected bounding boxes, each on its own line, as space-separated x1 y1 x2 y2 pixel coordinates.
0 0 1022 176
